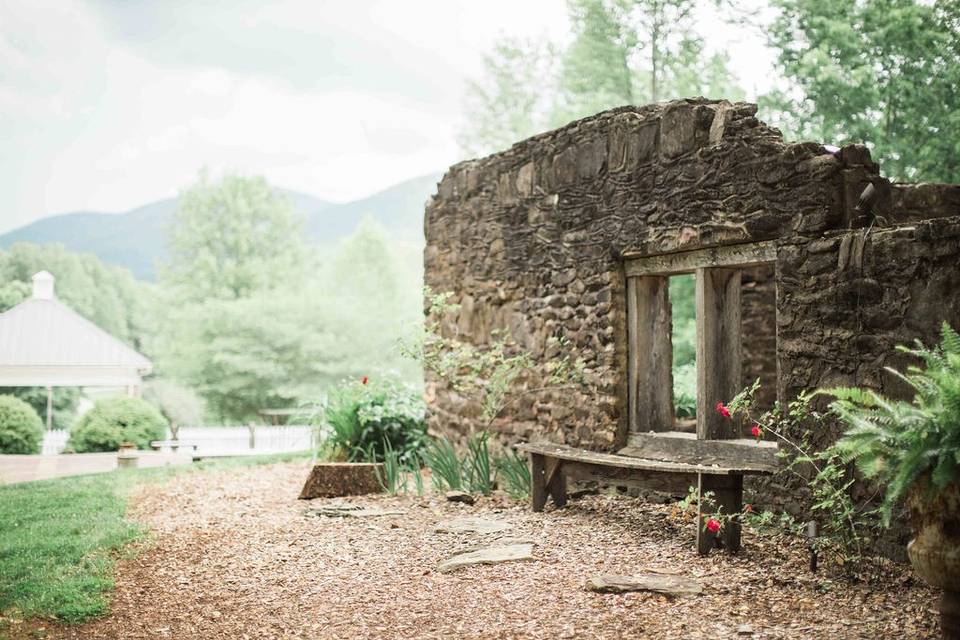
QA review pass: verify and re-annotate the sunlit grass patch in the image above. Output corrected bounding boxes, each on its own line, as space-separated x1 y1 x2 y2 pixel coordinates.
0 451 309 623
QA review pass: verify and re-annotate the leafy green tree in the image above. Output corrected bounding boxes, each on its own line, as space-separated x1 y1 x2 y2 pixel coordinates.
161 171 307 302
156 217 422 422
460 0 744 155
0 387 80 431
458 38 558 157
763 0 960 182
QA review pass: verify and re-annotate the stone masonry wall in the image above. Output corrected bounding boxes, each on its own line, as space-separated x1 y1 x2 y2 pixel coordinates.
425 98 859 448
425 97 960 554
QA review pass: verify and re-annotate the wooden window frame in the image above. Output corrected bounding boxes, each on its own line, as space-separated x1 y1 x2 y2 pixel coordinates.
624 241 777 437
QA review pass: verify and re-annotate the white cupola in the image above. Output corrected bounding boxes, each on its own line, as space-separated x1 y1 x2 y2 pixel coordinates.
32 271 55 300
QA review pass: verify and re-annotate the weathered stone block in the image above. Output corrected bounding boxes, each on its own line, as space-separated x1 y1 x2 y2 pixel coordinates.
577 138 607 180
660 103 697 159
298 463 384 499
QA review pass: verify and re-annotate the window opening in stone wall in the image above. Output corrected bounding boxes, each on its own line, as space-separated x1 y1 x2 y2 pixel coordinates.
669 274 697 430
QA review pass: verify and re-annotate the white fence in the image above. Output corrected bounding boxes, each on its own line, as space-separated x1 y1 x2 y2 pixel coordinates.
41 425 314 457
42 429 69 455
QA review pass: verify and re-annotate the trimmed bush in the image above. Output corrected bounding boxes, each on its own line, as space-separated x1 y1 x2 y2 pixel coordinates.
0 394 44 454
69 397 168 453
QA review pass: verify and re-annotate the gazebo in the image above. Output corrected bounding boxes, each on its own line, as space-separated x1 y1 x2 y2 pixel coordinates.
0 271 153 428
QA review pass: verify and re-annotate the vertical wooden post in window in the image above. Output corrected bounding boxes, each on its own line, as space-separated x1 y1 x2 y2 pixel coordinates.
627 276 674 433
695 267 742 440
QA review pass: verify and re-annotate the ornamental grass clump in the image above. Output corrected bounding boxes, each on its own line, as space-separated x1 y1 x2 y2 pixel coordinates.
828 321 960 525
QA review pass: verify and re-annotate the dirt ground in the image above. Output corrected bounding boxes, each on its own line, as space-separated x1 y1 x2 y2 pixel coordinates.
26 461 942 639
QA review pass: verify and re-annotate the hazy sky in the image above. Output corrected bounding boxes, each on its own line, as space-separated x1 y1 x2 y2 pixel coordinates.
0 0 776 234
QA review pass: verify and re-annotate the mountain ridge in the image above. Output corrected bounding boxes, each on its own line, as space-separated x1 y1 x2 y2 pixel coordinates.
0 173 441 281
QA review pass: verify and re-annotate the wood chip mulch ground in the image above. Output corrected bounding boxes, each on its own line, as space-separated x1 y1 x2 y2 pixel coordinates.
26 461 942 639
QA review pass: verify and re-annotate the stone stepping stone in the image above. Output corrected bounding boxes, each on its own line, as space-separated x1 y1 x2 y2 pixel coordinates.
587 573 703 597
437 543 533 573
434 517 512 535
307 505 405 518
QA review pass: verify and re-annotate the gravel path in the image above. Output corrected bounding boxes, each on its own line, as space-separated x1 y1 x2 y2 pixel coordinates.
45 461 939 639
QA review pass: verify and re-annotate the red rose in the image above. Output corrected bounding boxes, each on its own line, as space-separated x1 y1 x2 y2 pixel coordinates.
715 402 731 419
751 424 762 439
706 518 721 534
361 376 369 385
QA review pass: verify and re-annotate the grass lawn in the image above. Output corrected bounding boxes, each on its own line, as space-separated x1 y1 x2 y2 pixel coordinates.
0 452 310 624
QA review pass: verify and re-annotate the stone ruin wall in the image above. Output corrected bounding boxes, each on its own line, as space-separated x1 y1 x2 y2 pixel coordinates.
424 98 960 482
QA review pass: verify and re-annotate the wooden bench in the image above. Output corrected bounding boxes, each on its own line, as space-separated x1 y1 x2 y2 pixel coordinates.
150 440 198 454
516 432 778 555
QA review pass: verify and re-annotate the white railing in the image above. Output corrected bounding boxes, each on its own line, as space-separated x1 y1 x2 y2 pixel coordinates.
42 429 69 455
40 425 315 457
160 425 314 456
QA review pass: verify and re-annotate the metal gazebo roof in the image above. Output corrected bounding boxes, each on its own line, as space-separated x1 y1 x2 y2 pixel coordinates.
0 271 152 388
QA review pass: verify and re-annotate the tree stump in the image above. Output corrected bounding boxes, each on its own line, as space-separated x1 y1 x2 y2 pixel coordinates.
298 463 383 499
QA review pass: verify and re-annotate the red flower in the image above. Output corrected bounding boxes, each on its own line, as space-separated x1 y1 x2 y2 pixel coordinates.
361 376 369 385
743 504 754 514
706 518 721 534
750 424 762 439
715 402 731 419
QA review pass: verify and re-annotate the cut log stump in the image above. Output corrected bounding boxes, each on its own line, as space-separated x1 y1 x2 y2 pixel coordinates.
298 463 383 499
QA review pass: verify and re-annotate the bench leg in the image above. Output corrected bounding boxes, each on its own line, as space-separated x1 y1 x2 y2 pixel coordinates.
530 454 567 511
696 474 743 556
531 453 547 512
546 458 567 508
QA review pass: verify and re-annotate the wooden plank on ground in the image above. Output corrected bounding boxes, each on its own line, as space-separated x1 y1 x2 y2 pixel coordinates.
624 241 777 277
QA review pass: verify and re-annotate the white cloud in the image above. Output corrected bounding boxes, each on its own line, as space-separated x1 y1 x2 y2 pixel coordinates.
0 0 778 235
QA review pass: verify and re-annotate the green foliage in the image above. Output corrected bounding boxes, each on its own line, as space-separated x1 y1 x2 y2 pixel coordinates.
459 0 745 155
496 450 532 499
420 437 464 492
726 381 877 564
463 431 495 495
0 394 44 455
142 379 204 435
672 363 698 419
0 386 80 431
322 380 426 465
374 438 406 496
0 242 152 350
458 38 558 156
828 322 960 525
763 0 960 182
407 289 585 431
69 397 168 453
160 171 306 303
156 204 422 422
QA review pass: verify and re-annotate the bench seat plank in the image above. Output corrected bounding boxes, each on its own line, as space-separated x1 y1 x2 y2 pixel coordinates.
515 442 775 476
619 431 778 472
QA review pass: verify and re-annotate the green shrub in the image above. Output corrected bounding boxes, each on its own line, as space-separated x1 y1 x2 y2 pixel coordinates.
323 379 426 464
829 321 960 525
69 397 168 453
0 394 44 454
